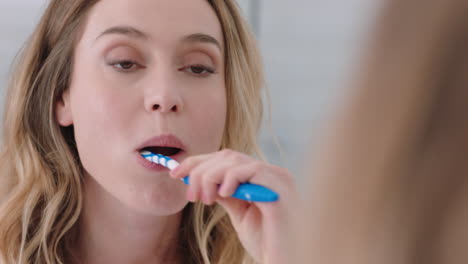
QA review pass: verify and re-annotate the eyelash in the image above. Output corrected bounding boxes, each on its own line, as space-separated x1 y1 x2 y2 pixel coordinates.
108 60 143 72
179 64 216 77
108 60 216 77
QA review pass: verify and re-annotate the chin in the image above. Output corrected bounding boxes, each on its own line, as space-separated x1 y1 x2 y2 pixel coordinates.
125 186 189 216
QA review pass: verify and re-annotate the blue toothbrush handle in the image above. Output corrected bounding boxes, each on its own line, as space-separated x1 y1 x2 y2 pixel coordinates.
139 152 280 202
232 182 279 202
182 176 279 202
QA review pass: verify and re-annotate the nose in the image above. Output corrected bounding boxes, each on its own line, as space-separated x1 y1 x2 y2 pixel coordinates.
145 94 183 113
144 79 184 114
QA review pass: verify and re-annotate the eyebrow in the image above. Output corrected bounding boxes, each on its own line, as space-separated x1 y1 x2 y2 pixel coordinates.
95 26 222 52
96 26 148 41
181 33 222 52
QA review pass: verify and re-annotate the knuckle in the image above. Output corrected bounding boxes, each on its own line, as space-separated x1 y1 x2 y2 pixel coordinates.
203 172 218 185
224 169 239 181
231 153 244 163
190 167 203 182
202 168 224 185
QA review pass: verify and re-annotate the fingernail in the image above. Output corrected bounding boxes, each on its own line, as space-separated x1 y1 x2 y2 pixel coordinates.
201 192 208 204
202 192 211 205
170 168 179 178
218 189 227 198
218 185 229 198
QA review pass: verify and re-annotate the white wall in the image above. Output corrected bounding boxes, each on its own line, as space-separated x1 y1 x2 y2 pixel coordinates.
0 0 48 109
252 1 378 178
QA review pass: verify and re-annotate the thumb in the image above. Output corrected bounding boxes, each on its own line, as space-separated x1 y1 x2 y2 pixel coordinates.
216 197 251 224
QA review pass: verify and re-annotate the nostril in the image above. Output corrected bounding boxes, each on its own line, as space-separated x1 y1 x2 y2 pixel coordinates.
151 104 178 112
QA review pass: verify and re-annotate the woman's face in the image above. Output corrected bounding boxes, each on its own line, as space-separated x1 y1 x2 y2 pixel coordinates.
56 0 226 215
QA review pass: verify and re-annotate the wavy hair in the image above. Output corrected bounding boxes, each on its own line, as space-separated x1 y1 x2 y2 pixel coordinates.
0 0 264 263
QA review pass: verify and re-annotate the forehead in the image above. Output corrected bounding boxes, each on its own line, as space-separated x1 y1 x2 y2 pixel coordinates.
79 0 224 49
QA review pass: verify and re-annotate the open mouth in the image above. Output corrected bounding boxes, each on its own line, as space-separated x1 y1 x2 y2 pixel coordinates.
140 146 183 157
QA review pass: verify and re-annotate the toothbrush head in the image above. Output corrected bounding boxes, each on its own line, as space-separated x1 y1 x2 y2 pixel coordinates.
140 150 180 170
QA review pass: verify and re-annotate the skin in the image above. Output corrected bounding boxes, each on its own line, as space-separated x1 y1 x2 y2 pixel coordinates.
171 150 300 264
55 0 299 263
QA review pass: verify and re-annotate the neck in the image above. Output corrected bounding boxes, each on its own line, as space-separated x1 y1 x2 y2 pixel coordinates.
73 177 184 264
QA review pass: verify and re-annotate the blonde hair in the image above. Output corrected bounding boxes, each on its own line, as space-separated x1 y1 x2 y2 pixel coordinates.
0 0 264 263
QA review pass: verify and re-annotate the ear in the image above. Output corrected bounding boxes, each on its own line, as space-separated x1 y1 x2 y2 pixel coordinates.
55 89 73 126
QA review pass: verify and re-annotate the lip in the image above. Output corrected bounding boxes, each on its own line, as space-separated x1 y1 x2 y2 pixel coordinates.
135 134 186 172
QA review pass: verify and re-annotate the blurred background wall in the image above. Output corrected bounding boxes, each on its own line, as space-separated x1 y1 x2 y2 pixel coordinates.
0 0 380 182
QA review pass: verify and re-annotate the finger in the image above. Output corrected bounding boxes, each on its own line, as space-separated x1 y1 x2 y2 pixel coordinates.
248 165 298 215
180 150 250 204
218 163 256 198
185 154 232 203
194 152 248 205
247 164 296 197
185 185 199 202
170 153 213 179
216 196 250 224
193 158 231 205
185 160 210 202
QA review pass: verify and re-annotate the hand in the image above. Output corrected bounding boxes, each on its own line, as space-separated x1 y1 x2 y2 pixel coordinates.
170 149 300 264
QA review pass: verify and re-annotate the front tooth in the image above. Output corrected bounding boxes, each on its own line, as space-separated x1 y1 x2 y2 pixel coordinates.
140 150 151 155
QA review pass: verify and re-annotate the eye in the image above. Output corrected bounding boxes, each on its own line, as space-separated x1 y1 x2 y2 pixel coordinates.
181 65 215 77
109 60 142 72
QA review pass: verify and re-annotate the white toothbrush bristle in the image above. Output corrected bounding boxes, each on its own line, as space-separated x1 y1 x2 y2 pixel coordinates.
140 151 178 170
167 160 179 170
152 156 160 164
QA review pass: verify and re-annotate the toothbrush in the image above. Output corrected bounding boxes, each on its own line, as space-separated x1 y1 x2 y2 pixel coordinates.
140 151 279 202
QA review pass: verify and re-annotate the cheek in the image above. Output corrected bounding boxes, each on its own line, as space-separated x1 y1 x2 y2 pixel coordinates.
70 53 139 131
68 71 137 171
71 83 134 137
69 49 139 137
187 88 227 152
